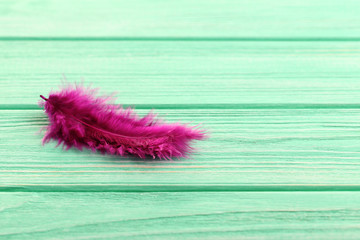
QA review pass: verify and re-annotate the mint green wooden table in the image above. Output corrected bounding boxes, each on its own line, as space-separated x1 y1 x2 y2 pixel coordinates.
2 0 360 239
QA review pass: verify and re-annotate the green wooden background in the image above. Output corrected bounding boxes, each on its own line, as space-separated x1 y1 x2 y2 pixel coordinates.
2 0 360 239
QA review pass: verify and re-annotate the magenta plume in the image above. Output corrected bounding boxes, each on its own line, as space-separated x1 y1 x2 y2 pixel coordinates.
39 84 207 159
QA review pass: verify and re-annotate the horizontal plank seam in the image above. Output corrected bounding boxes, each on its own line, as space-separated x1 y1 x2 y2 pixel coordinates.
3 185 360 192
2 37 360 41
3 104 360 110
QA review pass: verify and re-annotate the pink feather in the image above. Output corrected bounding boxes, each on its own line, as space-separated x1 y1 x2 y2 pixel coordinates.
39 84 207 160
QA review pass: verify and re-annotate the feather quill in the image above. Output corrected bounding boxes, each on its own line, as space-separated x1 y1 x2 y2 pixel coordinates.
39 84 207 159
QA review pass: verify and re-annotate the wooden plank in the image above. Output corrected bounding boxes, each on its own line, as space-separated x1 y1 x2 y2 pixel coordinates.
1 41 360 105
2 108 360 189
1 192 360 239
1 0 360 38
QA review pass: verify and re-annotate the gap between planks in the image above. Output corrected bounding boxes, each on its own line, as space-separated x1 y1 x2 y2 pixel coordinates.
2 103 360 110
2 37 360 41
3 184 360 192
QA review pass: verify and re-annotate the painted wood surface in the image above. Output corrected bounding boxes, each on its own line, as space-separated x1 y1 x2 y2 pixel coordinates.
1 41 360 105
2 192 360 239
2 108 360 188
1 0 360 239
1 0 360 38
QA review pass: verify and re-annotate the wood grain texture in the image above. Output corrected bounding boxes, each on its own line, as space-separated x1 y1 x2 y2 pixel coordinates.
2 192 360 239
2 0 360 238
1 0 360 38
1 41 360 105
2 108 360 189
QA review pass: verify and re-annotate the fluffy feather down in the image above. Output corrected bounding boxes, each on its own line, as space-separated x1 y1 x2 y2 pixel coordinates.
39 84 207 159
